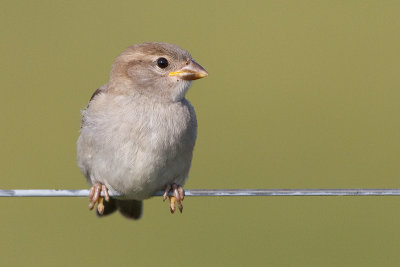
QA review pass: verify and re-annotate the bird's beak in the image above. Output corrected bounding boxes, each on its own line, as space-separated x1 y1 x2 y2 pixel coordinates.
169 60 208 80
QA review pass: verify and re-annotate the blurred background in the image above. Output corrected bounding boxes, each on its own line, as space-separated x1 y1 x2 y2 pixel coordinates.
1 0 399 266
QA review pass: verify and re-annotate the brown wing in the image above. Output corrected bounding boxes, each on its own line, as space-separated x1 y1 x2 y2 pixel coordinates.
81 85 107 127
88 84 107 104
89 87 104 102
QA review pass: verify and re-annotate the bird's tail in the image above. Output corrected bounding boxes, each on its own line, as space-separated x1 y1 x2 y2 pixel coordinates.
96 199 143 220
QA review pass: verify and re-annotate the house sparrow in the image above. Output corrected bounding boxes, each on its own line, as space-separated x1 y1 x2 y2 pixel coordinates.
77 42 208 219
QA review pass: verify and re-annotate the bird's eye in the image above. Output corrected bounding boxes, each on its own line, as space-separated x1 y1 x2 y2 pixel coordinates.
157 57 169 68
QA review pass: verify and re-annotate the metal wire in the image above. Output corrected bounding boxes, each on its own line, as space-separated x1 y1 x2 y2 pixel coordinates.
1 189 400 197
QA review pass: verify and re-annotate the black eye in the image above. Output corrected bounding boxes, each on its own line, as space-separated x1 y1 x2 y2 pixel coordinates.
157 57 169 68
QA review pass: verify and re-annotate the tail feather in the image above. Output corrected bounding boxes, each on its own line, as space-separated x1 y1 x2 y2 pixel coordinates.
117 199 143 220
96 198 143 220
96 198 118 217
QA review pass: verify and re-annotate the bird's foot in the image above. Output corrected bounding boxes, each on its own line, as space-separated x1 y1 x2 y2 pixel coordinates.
163 183 184 214
89 183 110 215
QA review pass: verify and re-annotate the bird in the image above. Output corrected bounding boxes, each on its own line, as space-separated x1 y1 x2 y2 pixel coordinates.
77 42 208 219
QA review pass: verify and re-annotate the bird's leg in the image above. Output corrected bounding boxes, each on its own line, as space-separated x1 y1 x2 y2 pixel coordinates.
162 184 171 201
88 183 110 215
163 183 185 214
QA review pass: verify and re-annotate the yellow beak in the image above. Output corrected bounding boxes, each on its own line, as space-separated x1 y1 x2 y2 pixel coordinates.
169 60 208 80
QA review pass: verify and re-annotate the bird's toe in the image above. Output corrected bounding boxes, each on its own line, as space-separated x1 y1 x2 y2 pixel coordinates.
88 183 110 214
164 183 185 214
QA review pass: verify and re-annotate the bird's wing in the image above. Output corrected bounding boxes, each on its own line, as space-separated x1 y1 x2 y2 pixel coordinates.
80 84 108 128
89 84 107 103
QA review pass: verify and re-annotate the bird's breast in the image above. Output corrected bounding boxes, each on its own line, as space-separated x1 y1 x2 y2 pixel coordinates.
79 94 197 198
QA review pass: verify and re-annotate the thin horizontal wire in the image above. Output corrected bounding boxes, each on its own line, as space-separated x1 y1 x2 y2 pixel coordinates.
1 189 400 197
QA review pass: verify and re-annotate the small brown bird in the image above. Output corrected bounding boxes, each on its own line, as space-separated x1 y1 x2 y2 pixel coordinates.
77 42 208 219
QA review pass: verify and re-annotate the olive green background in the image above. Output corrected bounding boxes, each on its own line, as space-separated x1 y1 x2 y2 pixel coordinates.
1 0 399 266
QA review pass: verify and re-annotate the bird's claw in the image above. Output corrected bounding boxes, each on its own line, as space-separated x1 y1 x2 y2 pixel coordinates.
89 183 110 215
162 184 171 202
163 183 184 214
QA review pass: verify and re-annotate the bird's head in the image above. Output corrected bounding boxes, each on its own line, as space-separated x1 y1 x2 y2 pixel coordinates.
108 42 208 102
